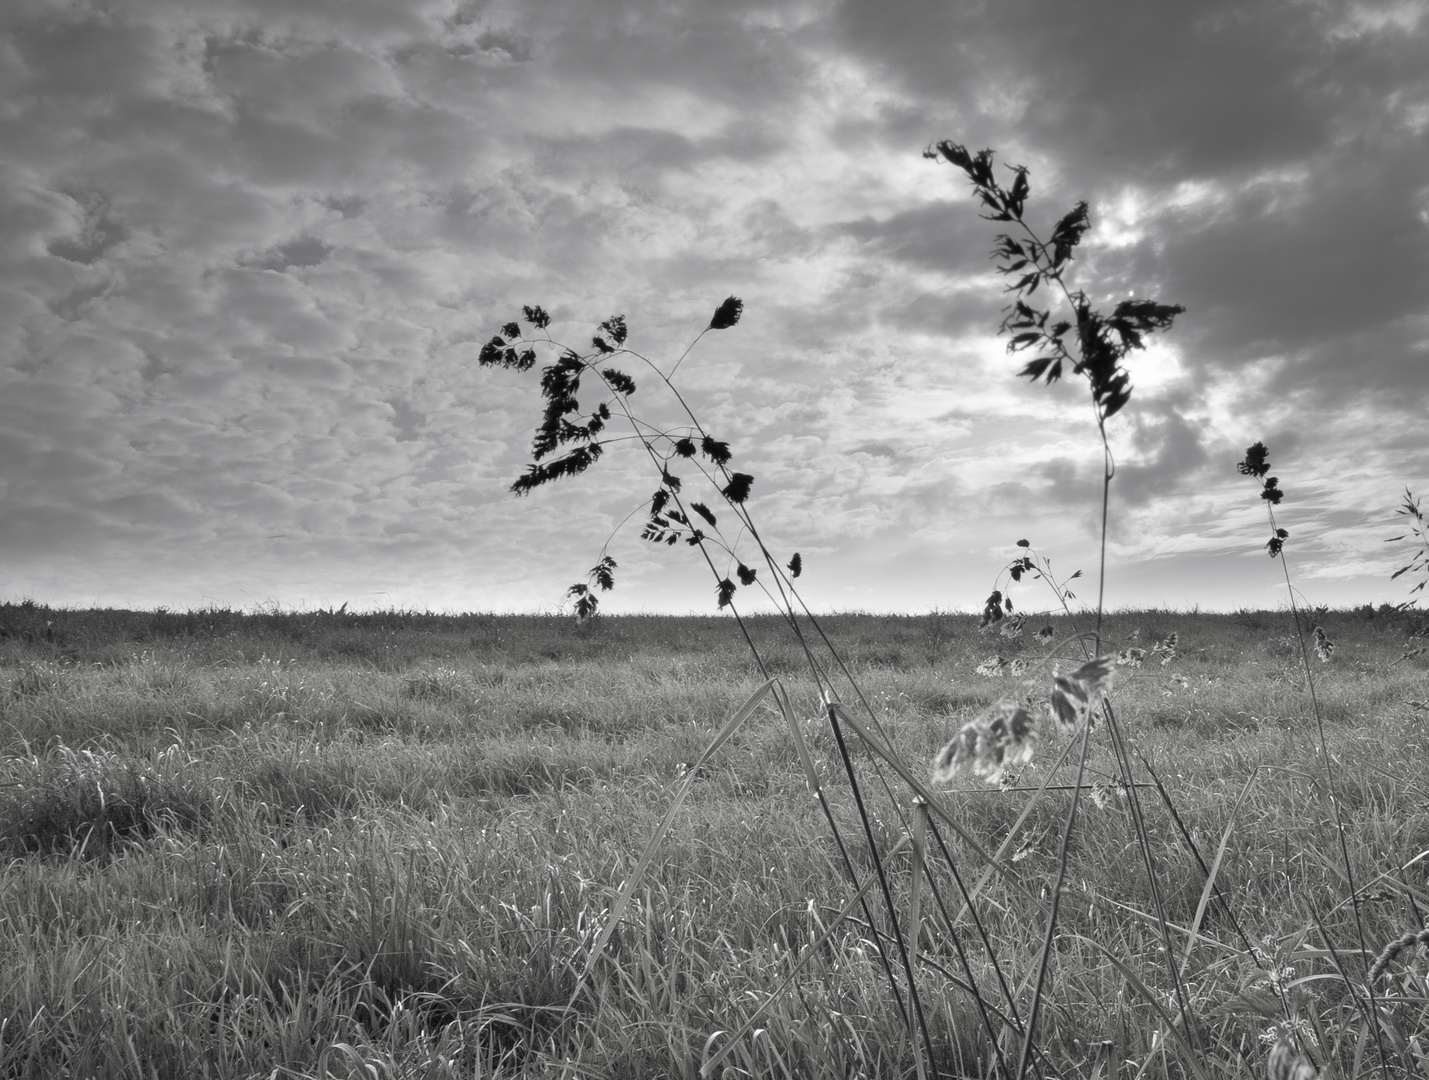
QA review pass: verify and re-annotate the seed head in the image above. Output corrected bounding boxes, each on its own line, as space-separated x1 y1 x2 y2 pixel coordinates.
1368 926 1429 982
722 472 754 504
931 702 1038 785
1049 655 1114 733
709 296 743 330
1267 1040 1319 1080
1238 441 1271 478
979 590 1005 630
1150 632 1179 664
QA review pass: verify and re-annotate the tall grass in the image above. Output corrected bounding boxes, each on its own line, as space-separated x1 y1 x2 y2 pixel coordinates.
1 605 1427 1076
469 140 1429 1079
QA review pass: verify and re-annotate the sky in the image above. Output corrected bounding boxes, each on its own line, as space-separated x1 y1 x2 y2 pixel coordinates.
2 0 1427 617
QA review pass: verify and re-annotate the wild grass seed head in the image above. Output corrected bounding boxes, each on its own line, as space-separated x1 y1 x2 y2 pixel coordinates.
1239 442 1291 555
1267 1039 1320 1080
483 299 793 620
979 590 1008 631
937 653 1114 782
1150 631 1179 664
926 141 1183 424
975 655 1008 677
931 701 1038 785
1312 626 1335 662
707 296 743 330
1048 655 1115 734
1367 925 1429 982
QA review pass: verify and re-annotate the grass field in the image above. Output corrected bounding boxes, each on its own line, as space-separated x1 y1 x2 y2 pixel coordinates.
1 600 1426 1078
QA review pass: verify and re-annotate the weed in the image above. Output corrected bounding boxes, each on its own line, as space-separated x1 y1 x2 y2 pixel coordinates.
927 140 1207 1080
1238 439 1405 1075
1387 488 1428 610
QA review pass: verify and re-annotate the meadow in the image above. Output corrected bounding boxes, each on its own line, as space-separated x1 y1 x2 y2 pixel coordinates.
1 600 1426 1079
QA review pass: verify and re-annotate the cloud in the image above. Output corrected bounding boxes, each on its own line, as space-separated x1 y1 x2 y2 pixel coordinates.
0 0 1423 614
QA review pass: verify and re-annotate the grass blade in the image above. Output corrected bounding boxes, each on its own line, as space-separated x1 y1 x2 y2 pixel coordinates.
1067 933 1214 1080
908 798 929 957
1179 767 1257 980
699 834 914 1078
573 677 779 992
827 703 1038 904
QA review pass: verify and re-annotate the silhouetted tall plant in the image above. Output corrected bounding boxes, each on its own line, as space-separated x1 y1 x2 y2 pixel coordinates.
1387 488 1428 611
480 299 780 623
477 143 1400 1080
926 141 1203 1077
480 299 949 1075
1238 440 1393 1076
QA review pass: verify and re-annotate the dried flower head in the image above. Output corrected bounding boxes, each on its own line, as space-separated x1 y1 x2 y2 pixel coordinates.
700 435 732 465
1267 1040 1319 1080
1240 440 1291 554
1049 655 1115 733
709 296 743 330
722 472 754 504
978 590 1005 631
600 314 628 345
976 656 1008 678
931 702 1039 785
564 555 619 620
1036 624 1056 643
1367 925 1429 982
1117 648 1145 667
1150 632 1179 665
1238 441 1271 478
927 141 1181 424
1000 613 1025 639
1312 626 1335 662
1089 780 1119 810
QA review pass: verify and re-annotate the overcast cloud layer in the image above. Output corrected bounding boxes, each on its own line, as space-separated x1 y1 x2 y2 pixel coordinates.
2 0 1426 615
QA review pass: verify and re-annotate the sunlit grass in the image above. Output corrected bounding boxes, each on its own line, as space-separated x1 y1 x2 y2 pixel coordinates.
1 603 1426 1077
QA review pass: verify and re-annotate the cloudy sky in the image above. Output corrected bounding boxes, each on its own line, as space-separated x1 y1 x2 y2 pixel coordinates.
2 0 1426 616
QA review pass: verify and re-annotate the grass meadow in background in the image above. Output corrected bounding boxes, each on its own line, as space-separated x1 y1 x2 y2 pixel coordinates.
1 601 1427 1079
